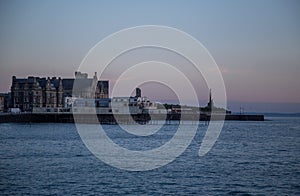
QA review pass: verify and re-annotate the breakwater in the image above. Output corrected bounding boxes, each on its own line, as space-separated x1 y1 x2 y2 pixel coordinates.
0 113 264 124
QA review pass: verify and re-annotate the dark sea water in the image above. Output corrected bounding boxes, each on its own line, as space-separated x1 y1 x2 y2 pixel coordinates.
0 117 299 195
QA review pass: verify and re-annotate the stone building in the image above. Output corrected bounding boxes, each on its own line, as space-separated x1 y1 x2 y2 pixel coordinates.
10 72 109 112
0 93 8 112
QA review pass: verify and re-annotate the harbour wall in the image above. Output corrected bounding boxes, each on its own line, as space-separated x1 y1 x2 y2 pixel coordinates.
0 113 264 124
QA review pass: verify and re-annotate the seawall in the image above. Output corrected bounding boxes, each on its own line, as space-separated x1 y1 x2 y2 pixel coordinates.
0 113 264 124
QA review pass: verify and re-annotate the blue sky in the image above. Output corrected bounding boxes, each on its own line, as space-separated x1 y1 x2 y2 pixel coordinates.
0 0 299 112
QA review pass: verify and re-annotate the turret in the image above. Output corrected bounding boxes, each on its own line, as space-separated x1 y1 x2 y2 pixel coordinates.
93 72 97 80
135 88 141 98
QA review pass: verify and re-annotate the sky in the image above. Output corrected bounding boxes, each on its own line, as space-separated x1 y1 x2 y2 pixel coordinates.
0 0 299 112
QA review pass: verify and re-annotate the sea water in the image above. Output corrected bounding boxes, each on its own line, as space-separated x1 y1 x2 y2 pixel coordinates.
0 116 299 195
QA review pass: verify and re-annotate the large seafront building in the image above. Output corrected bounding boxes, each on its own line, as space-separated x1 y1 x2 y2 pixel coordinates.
10 72 109 112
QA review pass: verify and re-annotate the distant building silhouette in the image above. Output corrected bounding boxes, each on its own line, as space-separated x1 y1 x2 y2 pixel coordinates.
207 89 214 110
0 93 9 112
135 88 141 98
10 72 109 112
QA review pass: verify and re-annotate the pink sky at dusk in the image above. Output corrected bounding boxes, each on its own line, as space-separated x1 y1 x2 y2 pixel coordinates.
0 0 299 112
